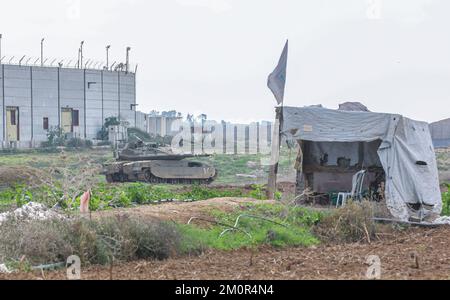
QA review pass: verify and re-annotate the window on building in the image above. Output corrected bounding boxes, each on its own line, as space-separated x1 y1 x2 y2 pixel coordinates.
72 110 80 127
43 117 49 130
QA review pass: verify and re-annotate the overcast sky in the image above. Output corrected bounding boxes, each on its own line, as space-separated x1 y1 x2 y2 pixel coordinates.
0 0 449 123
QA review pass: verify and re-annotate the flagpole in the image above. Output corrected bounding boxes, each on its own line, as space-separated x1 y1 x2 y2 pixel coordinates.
266 40 288 200
267 104 283 199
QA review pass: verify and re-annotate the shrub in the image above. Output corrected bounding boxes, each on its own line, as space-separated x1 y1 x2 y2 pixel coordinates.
248 185 266 200
442 185 450 216
97 141 111 147
41 127 66 148
0 219 73 266
97 117 120 141
313 201 377 244
0 216 182 267
66 138 92 149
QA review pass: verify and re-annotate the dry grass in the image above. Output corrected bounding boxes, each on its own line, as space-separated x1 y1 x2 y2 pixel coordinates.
0 216 182 267
313 201 380 244
0 166 46 188
437 148 450 184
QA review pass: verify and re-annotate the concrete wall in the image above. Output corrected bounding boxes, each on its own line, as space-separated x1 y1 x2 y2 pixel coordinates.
148 116 183 137
136 111 148 132
0 64 140 148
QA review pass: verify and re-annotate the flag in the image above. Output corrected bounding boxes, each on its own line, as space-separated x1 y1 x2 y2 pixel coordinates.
267 40 288 105
80 190 91 214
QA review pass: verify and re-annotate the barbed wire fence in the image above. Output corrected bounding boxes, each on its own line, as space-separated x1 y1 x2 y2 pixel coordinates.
0 55 137 72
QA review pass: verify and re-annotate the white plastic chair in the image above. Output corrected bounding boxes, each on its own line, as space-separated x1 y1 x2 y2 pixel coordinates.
336 170 367 208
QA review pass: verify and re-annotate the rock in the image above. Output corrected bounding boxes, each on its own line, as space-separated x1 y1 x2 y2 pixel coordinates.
0 264 11 274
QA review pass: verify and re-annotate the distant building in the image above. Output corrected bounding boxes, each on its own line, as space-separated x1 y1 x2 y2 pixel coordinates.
430 118 450 148
147 112 183 137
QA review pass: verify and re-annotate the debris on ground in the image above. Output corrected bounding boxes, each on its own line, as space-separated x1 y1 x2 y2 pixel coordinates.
434 216 450 225
0 264 11 274
0 202 66 225
236 174 258 179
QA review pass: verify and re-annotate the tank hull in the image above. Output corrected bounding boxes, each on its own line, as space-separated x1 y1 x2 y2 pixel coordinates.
103 160 217 184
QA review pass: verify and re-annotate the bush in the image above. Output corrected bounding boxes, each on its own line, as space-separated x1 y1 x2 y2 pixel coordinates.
442 185 450 216
313 201 377 244
66 138 93 149
97 141 111 147
41 127 66 148
0 219 73 266
97 117 120 141
0 216 183 267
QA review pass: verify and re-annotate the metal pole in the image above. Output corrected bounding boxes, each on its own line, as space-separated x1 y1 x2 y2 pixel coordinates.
80 41 84 69
126 47 131 73
41 38 45 67
0 34 2 64
106 45 110 69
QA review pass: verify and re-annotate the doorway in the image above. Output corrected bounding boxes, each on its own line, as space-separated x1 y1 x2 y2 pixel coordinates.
61 108 73 134
6 107 19 142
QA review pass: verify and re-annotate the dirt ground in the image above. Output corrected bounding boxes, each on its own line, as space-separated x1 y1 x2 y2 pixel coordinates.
1 198 450 280
0 166 45 188
1 226 450 280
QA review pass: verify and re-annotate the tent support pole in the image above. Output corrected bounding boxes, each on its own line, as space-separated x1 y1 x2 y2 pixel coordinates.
267 107 283 199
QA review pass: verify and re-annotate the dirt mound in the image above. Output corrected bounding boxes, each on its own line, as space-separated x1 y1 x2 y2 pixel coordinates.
0 166 44 188
94 198 276 224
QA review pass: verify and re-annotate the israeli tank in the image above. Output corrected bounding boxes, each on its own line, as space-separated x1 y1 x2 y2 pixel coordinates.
103 140 217 184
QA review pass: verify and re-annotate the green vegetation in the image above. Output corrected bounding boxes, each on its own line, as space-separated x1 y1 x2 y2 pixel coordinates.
179 203 321 251
0 203 322 268
0 183 271 212
0 149 111 169
442 185 450 216
3 147 447 271
41 127 67 148
97 117 121 141
39 127 93 149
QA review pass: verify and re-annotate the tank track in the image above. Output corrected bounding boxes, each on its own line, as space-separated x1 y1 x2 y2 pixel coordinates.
106 170 217 185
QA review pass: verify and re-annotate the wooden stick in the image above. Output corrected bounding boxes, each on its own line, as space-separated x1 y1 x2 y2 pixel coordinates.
267 108 282 199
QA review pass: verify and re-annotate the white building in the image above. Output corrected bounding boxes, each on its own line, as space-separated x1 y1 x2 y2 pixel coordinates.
0 63 148 148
